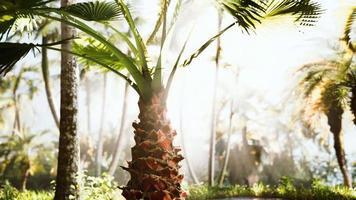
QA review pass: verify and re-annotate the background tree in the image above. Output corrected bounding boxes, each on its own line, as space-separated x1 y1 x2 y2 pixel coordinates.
298 8 355 188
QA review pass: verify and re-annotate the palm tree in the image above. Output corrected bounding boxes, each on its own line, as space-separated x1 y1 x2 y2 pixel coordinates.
0 130 53 190
298 8 355 187
54 0 80 199
0 0 321 199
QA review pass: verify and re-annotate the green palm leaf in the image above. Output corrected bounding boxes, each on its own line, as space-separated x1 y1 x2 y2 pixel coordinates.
220 0 265 32
72 38 126 71
265 0 322 26
0 0 55 39
147 0 171 44
0 43 35 76
62 1 123 22
342 7 356 52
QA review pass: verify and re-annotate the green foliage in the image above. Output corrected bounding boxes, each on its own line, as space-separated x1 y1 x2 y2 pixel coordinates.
187 178 356 200
77 173 121 200
343 7 356 51
0 174 120 200
0 130 56 190
0 182 53 200
219 0 265 32
0 43 35 76
62 1 123 22
0 0 55 39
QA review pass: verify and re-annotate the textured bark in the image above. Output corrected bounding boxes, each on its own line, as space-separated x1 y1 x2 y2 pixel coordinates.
122 90 186 200
54 0 80 199
96 73 107 176
326 105 352 188
41 36 60 128
108 80 129 176
351 85 356 125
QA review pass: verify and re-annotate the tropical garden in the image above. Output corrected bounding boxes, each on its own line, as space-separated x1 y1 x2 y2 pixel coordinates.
0 0 355 199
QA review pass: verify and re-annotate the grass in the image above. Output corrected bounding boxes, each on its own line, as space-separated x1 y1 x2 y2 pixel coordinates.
1 178 355 200
187 178 356 200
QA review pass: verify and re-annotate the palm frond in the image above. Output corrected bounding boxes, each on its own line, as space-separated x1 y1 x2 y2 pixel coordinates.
147 0 171 44
322 81 349 109
265 0 322 26
0 42 35 76
219 0 265 32
182 22 235 66
62 1 123 22
342 7 356 52
116 0 150 80
0 0 55 39
72 38 126 71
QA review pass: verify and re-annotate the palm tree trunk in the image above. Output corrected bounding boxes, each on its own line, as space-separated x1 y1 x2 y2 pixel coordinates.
108 80 129 176
85 75 91 135
122 90 186 200
21 169 30 191
41 36 60 128
208 10 222 186
179 103 199 184
218 100 233 186
12 72 23 134
96 73 107 176
54 0 80 199
351 85 356 126
327 105 352 188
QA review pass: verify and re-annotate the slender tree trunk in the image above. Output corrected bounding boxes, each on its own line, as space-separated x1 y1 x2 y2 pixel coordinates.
351 85 356 126
95 73 107 176
208 10 222 186
108 80 129 176
41 36 60 129
12 97 21 134
85 75 91 135
21 169 30 191
179 102 199 184
218 100 233 186
122 90 186 200
54 0 80 199
327 105 352 188
12 72 23 134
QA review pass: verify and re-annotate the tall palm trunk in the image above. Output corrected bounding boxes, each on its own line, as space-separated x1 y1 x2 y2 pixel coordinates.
326 105 352 188
351 85 356 125
41 36 60 128
12 72 23 134
96 73 107 176
85 75 92 135
21 168 30 191
108 80 129 176
122 90 186 200
218 100 233 186
54 0 80 199
208 10 222 186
